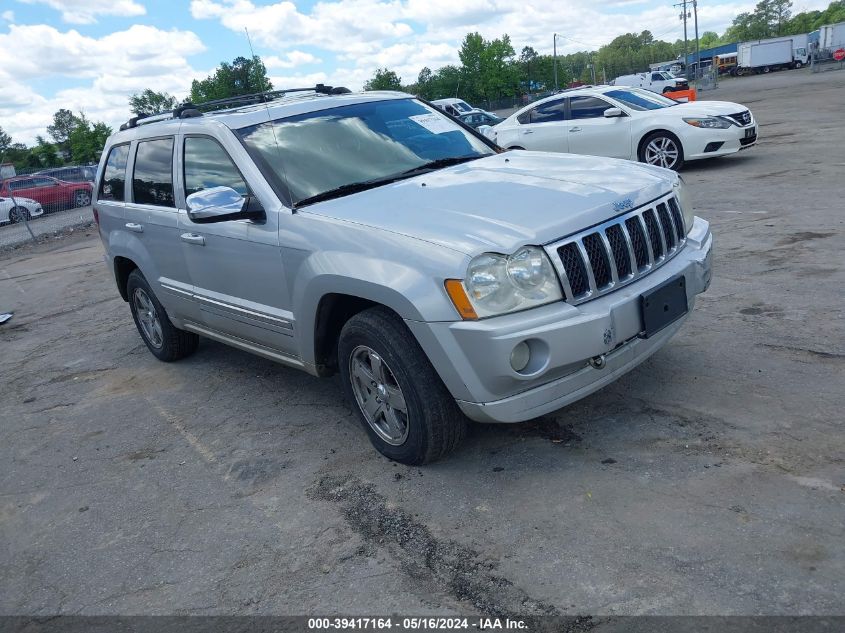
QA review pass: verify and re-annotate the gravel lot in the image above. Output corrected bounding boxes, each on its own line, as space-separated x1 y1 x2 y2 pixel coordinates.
1 69 843 620
0 205 94 250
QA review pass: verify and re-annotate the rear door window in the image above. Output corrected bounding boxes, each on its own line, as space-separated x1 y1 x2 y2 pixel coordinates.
528 98 566 124
98 144 130 202
132 138 175 207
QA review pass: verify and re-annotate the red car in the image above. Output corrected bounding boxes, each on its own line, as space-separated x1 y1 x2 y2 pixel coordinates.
0 175 93 210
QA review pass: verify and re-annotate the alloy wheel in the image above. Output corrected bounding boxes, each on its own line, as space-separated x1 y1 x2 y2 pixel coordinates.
644 137 680 169
76 190 92 207
133 288 163 349
349 345 409 446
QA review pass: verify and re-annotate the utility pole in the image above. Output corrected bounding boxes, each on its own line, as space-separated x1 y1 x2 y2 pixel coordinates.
674 0 691 80
553 33 559 90
693 0 701 81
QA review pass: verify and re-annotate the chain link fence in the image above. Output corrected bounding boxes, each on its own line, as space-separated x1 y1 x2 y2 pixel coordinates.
0 163 96 250
811 46 845 73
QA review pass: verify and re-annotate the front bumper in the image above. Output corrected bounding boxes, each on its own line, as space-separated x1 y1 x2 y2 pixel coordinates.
407 216 712 423
686 123 757 160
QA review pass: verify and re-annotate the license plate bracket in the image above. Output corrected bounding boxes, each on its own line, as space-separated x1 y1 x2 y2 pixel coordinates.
640 275 688 338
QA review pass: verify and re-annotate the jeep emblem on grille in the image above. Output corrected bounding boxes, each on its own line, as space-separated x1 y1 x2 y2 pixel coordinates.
613 198 634 213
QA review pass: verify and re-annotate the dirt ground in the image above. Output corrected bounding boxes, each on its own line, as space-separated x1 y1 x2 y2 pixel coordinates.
1 69 843 620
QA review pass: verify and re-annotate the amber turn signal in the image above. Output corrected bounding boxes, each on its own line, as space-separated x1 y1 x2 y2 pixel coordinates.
444 279 478 320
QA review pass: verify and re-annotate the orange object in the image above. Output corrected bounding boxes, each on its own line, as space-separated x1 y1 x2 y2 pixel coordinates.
444 279 478 320
670 88 697 102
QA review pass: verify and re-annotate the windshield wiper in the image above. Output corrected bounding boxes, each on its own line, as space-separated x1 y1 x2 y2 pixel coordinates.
295 176 405 208
294 155 485 208
398 155 484 177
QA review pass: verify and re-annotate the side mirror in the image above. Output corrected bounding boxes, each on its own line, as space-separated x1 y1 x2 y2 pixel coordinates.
604 108 625 118
186 186 264 223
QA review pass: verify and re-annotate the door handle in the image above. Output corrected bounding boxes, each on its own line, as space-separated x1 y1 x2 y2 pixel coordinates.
180 233 205 246
569 127 582 132
125 222 143 233
523 129 534 134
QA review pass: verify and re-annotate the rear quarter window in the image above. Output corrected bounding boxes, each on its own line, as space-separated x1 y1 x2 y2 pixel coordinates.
98 144 130 202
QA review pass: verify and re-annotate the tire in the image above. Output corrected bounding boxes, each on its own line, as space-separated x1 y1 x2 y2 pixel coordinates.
74 189 92 208
794 61 803 69
126 269 199 362
762 66 771 73
338 306 467 465
639 131 685 171
8 206 31 223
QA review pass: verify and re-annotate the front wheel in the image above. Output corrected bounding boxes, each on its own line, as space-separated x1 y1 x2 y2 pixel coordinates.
74 190 92 208
794 61 803 69
639 132 684 171
126 269 199 362
8 207 31 223
338 307 467 465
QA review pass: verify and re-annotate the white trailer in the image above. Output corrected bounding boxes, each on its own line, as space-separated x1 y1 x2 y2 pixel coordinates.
820 22 845 50
736 37 806 75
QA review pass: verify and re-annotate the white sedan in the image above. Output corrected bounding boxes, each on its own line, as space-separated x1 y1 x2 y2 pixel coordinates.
0 195 44 224
485 86 757 170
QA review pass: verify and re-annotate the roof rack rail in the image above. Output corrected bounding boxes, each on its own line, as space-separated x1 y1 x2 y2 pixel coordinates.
119 84 351 131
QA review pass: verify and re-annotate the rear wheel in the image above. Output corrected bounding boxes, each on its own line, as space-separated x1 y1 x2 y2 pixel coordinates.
8 207 31 223
74 190 92 208
639 132 684 171
126 269 199 362
338 306 467 465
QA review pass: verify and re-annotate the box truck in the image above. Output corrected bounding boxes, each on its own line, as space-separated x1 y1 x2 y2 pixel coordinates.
736 35 809 75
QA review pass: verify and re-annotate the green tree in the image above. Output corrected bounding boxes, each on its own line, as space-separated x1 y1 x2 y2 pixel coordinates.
0 126 11 156
46 108 78 159
698 31 721 49
31 136 62 167
190 55 272 104
363 68 403 91
68 114 112 164
129 89 179 115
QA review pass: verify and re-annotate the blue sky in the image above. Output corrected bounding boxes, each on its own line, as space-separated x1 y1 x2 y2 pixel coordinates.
0 0 830 144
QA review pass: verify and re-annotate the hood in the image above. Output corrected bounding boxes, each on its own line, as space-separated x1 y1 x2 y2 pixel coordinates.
300 152 676 255
654 100 748 118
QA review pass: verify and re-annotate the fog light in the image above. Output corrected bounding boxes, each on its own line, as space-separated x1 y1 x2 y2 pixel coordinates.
510 341 531 372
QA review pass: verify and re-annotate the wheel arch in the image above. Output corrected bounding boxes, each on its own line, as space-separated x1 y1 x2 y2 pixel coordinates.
113 256 139 301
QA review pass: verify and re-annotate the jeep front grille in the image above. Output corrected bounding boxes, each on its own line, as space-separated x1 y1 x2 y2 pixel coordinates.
547 194 687 304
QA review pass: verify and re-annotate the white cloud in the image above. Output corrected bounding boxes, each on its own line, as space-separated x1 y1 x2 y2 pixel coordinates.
1 10 14 22
264 50 322 69
0 24 206 144
18 0 146 24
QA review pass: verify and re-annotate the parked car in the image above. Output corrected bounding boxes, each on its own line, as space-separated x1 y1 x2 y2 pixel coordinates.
459 110 503 128
95 86 712 464
0 175 93 210
0 195 44 224
487 85 757 170
613 71 689 94
431 98 475 116
36 165 97 184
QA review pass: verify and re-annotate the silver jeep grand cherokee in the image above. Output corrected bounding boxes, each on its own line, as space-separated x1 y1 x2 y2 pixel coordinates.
94 85 712 464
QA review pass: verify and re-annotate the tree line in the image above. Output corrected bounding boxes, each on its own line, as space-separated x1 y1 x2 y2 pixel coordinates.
4 1 842 170
364 0 845 107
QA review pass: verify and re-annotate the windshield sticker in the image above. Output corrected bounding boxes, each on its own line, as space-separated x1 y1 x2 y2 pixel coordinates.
409 114 460 134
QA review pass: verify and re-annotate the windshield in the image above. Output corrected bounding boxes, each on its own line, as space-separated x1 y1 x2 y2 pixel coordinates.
237 99 494 205
605 88 679 111
455 101 473 112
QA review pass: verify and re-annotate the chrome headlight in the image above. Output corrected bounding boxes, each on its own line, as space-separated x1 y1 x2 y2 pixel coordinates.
683 117 731 129
673 176 694 234
465 246 562 317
